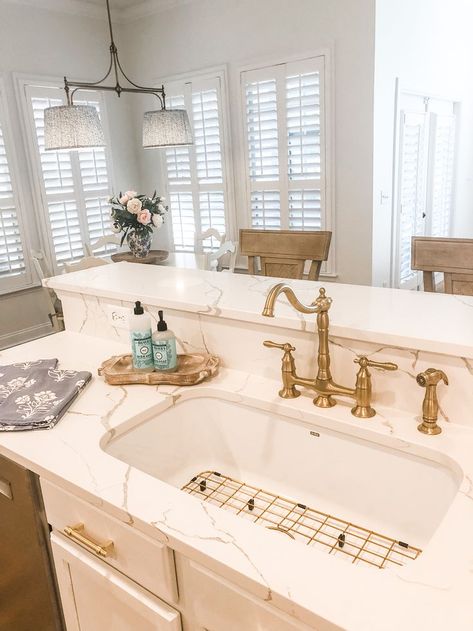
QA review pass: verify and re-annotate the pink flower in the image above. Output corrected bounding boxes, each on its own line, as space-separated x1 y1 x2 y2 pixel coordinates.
125 190 138 198
137 209 151 225
119 195 129 205
127 198 142 214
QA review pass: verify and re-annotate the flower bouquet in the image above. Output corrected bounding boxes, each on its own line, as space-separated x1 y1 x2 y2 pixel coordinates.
109 190 168 258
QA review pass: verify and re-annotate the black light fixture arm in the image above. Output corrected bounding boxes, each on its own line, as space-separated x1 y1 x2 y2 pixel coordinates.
63 0 166 108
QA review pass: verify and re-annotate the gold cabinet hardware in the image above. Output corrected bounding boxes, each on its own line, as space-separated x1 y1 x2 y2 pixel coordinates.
64 523 114 558
262 286 399 417
416 368 448 435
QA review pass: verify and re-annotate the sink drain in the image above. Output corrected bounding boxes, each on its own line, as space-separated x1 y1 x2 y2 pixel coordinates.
183 471 421 570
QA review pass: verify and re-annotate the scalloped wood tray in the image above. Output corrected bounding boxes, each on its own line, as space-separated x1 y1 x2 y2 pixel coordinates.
98 353 219 386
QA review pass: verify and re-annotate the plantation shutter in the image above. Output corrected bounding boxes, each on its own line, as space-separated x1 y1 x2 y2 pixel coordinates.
24 84 113 270
0 93 29 291
164 76 228 252
429 113 455 238
242 56 326 233
397 111 428 288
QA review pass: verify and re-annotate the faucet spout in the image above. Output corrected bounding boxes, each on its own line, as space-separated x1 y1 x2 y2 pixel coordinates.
262 283 331 318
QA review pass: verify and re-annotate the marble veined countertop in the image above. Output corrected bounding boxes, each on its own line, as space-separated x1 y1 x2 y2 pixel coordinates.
45 263 473 358
0 332 473 631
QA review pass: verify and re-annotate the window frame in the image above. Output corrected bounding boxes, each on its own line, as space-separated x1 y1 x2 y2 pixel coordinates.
15 73 115 275
236 50 335 276
0 75 34 294
154 65 236 253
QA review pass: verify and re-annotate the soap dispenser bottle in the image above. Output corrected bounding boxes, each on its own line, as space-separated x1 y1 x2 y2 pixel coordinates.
129 301 154 372
152 310 178 372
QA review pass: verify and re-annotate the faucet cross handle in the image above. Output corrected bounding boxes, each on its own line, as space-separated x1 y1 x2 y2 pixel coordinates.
416 368 448 435
354 357 398 371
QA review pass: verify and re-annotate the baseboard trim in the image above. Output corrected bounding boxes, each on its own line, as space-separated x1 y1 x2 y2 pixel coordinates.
0 322 54 350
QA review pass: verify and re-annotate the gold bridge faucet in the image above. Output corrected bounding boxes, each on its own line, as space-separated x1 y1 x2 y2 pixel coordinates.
262 284 398 418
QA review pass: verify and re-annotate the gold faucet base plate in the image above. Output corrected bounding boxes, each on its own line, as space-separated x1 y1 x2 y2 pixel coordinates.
182 471 422 570
417 422 442 435
314 395 336 408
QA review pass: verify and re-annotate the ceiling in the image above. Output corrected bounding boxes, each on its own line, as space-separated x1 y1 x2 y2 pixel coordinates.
0 0 191 21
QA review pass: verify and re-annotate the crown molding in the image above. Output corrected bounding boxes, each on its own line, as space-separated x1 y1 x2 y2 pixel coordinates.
0 0 196 22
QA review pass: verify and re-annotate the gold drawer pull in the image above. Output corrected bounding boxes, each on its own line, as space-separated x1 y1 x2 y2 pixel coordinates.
64 523 114 558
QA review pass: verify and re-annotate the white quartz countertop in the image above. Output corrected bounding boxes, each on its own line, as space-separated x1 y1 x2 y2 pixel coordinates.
45 262 473 358
1 332 473 631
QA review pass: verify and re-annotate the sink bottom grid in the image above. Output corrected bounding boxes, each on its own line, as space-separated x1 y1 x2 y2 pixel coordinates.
182 470 422 570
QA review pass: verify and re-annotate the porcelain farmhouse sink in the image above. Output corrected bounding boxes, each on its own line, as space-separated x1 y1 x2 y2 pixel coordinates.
103 390 461 569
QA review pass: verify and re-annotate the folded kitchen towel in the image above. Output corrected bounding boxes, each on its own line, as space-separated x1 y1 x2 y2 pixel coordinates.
0 364 92 431
0 359 59 402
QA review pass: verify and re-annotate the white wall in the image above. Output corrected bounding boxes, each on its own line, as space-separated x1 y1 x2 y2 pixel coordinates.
0 1 140 344
122 0 376 285
372 0 473 287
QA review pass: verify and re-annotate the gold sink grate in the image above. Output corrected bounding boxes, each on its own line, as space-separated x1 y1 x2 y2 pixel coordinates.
182 471 422 570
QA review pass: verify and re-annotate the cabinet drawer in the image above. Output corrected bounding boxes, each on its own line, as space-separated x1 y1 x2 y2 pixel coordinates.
52 532 181 631
177 556 323 631
41 478 178 604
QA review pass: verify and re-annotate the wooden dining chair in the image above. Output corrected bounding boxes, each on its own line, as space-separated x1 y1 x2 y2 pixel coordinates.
411 236 473 295
31 250 64 332
63 256 110 273
239 229 332 280
84 234 121 256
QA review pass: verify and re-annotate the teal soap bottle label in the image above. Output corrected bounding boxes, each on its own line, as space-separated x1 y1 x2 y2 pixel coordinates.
131 330 153 369
152 338 177 371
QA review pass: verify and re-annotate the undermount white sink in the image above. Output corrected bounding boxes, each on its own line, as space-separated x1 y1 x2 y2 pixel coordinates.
103 391 461 555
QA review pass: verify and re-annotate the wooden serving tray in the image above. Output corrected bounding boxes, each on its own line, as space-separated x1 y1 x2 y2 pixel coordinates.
111 250 169 265
98 353 219 386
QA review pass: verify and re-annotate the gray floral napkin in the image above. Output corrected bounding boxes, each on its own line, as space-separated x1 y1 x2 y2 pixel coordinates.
0 361 92 431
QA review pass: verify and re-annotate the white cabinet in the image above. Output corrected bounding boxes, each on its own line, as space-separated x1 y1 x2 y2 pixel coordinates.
175 555 317 631
51 533 181 631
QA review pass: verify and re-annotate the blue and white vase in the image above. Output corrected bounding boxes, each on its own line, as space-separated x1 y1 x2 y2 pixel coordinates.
127 231 152 258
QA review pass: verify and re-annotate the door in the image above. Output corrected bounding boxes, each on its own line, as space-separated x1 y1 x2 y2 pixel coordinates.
50 533 181 631
394 93 457 289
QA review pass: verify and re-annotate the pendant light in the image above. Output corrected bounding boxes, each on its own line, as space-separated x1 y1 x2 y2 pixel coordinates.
44 0 193 151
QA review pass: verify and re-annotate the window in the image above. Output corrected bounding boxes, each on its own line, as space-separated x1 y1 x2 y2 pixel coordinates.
22 83 114 272
241 56 328 235
0 85 30 292
395 94 457 289
162 74 230 252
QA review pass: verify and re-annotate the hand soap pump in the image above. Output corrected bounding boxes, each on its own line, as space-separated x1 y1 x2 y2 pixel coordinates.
129 301 154 372
152 310 177 372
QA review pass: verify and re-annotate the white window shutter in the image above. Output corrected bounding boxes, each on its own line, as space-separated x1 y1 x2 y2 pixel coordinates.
0 99 28 288
429 113 455 238
164 77 229 252
397 111 428 287
242 56 327 240
26 85 113 269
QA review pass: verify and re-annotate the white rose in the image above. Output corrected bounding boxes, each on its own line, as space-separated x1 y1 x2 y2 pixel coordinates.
119 195 129 205
111 223 121 233
157 203 167 213
152 214 164 228
127 198 142 214
125 190 138 198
